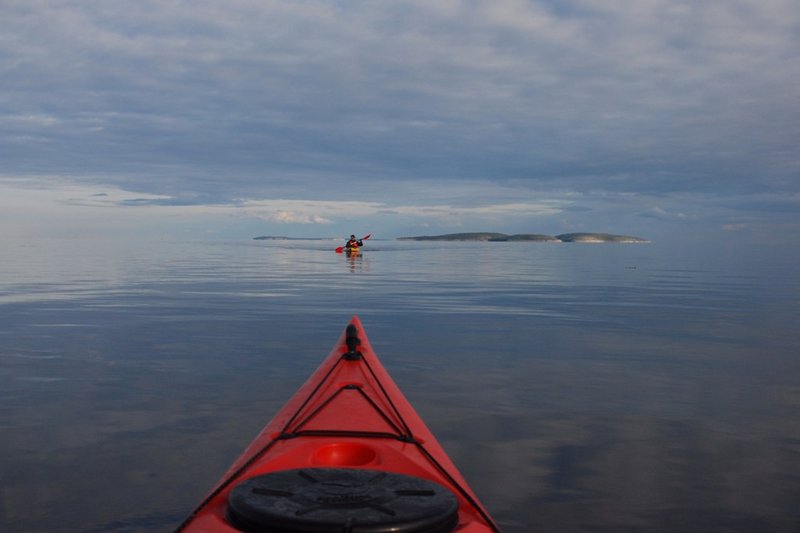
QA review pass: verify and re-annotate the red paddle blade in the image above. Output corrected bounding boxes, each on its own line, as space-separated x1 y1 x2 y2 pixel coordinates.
335 246 344 253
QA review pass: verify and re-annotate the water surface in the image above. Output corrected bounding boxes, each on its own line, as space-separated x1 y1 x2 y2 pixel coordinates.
1 238 799 532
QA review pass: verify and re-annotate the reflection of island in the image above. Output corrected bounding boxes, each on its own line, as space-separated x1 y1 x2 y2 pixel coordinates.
398 232 649 243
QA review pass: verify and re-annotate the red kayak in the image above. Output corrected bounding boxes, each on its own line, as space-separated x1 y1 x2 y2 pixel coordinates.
336 233 371 254
177 317 498 532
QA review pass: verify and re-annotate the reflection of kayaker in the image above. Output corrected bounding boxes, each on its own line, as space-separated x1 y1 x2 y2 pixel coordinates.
176 317 499 532
335 233 371 253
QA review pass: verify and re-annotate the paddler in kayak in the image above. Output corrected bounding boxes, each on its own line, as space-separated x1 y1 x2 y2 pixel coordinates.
345 234 363 252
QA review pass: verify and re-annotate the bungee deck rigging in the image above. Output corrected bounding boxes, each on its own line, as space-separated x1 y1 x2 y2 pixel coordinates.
177 317 498 532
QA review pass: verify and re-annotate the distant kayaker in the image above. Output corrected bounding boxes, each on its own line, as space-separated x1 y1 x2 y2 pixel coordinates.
345 235 363 249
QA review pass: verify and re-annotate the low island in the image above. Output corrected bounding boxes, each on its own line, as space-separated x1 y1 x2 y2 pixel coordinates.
253 233 650 243
397 232 648 243
253 236 331 241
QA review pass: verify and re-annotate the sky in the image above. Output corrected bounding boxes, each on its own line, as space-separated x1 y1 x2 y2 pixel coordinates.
2 0 798 242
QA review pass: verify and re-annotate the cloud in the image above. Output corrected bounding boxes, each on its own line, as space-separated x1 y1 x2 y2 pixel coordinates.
236 197 563 227
385 201 562 219
722 223 748 231
2 1 798 239
0 176 571 239
3 175 797 242
236 200 380 225
262 211 333 225
638 206 696 221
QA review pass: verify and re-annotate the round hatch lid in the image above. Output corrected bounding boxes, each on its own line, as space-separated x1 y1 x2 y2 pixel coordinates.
226 467 459 533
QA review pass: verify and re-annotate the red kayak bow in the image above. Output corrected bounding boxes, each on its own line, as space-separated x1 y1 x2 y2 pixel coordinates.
177 316 498 532
335 233 371 254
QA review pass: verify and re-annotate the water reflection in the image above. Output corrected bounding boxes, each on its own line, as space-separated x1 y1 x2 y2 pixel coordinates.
344 250 368 273
1 239 799 531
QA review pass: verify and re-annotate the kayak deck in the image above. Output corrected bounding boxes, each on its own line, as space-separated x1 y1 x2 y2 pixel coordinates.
177 316 498 532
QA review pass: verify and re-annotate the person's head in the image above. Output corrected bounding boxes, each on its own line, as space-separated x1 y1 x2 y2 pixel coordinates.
350 235 356 239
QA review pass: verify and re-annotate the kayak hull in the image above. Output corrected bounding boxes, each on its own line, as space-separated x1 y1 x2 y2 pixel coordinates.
177 317 497 532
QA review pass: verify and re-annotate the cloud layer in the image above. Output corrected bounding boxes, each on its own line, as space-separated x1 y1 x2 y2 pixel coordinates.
2 0 798 238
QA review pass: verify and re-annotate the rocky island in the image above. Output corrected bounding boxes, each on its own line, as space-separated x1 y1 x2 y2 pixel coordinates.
398 232 648 243
555 233 649 243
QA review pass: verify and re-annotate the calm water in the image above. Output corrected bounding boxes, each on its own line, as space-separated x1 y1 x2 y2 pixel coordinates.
1 238 799 532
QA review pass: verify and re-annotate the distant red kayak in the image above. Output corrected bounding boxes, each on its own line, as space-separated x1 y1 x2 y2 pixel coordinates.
177 317 498 532
335 233 371 253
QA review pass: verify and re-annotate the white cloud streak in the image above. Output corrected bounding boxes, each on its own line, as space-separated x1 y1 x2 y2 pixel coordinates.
0 178 567 238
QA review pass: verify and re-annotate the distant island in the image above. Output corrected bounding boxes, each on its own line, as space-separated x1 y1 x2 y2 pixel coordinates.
254 232 650 243
253 236 332 241
397 232 649 243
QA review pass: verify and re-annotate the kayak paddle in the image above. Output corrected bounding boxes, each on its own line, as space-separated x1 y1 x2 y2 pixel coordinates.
335 233 371 253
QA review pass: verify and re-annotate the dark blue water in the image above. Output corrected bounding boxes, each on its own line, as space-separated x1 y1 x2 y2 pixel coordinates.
2 238 799 532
